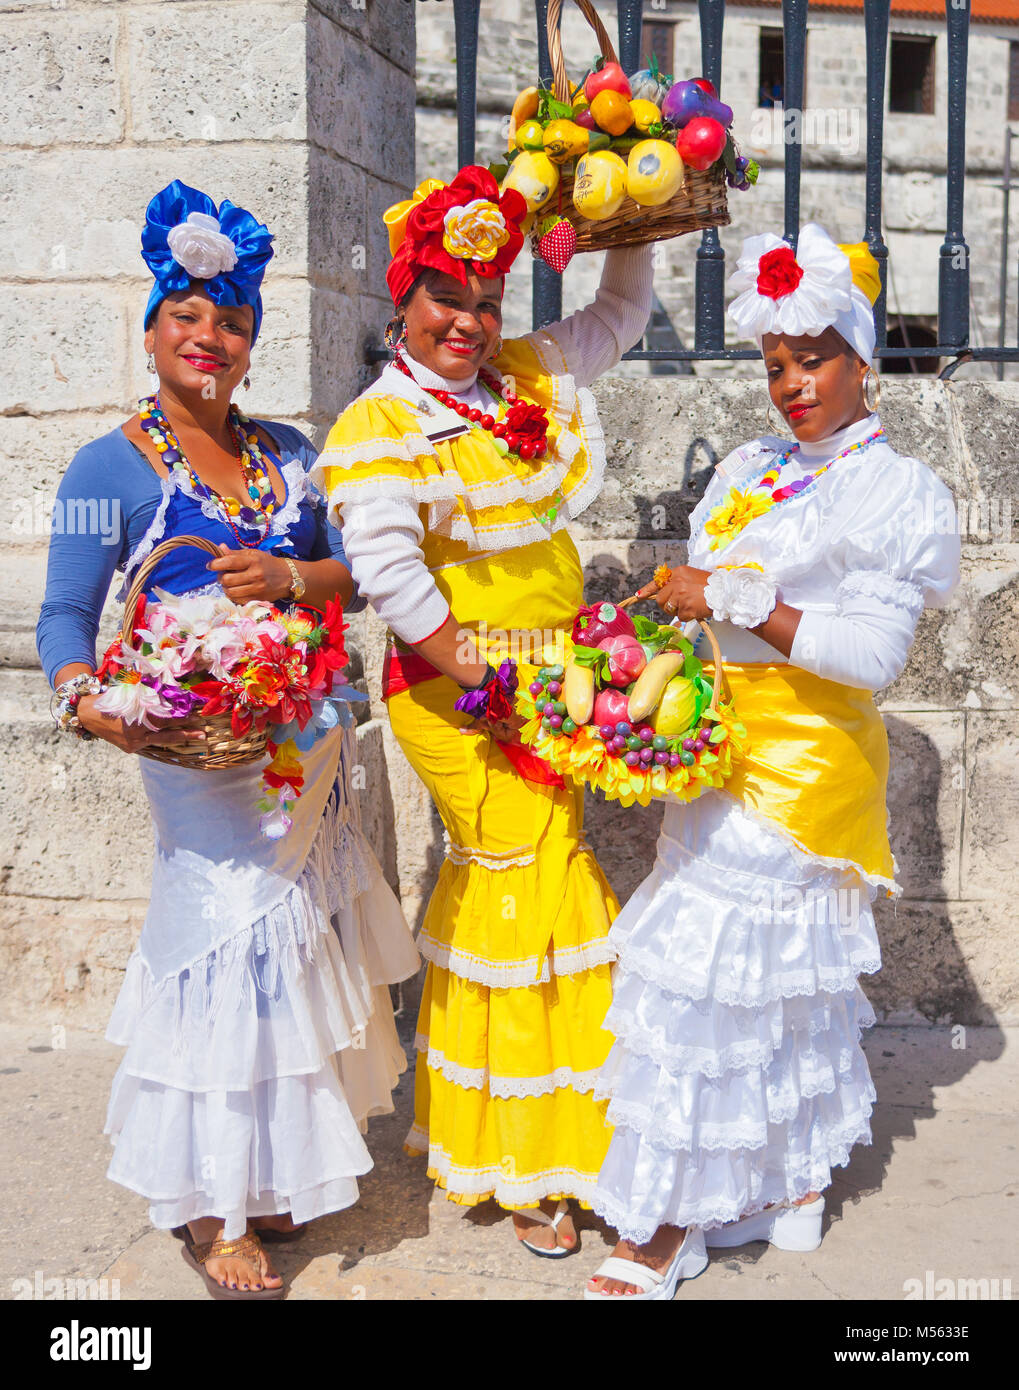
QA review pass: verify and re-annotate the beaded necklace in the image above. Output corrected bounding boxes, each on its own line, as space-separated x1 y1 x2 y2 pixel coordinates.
704 426 887 551
139 394 278 549
392 353 565 529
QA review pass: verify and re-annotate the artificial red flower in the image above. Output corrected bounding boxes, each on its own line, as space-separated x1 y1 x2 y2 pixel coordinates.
756 245 804 300
504 402 549 442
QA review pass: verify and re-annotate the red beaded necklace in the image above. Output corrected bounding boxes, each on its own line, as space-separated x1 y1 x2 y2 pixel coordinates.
391 352 550 460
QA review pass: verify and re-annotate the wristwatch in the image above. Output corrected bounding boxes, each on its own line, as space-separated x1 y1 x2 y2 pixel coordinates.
282 557 306 602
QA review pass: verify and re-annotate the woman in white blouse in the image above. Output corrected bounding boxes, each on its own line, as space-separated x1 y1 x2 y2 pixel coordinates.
585 225 960 1299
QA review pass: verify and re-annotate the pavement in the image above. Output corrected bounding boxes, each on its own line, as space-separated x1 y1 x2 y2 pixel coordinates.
0 1016 1016 1302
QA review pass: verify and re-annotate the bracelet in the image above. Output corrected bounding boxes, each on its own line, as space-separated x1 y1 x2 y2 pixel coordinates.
282 557 306 602
50 673 105 740
703 566 778 629
453 659 518 722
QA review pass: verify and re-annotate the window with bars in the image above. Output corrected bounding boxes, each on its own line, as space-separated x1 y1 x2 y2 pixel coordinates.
889 35 936 115
759 28 785 108
1009 41 1019 123
642 19 674 78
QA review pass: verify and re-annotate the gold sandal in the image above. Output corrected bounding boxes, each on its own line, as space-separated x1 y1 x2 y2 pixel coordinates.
179 1227 285 1301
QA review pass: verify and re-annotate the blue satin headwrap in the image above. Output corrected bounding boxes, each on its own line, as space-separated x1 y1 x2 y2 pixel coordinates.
141 180 274 343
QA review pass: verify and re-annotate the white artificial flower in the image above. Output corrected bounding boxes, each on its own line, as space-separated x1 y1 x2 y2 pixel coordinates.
726 223 854 344
167 211 238 279
94 677 172 729
704 567 778 629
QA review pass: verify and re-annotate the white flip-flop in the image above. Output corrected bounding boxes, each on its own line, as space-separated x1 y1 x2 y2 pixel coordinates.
517 1199 577 1259
584 1227 709 1300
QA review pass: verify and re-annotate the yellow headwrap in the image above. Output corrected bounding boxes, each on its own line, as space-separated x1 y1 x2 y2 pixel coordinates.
383 178 446 257
837 241 882 306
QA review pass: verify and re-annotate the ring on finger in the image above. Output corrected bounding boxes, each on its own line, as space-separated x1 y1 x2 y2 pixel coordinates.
664 600 677 613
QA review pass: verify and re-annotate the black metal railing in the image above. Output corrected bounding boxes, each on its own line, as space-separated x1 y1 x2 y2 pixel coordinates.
437 0 1017 376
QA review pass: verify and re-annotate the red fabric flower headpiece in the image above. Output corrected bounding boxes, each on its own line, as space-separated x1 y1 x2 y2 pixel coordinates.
384 165 528 308
756 245 804 300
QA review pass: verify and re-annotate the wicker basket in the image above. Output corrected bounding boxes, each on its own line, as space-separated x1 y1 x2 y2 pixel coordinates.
119 535 270 770
532 0 730 254
617 602 731 714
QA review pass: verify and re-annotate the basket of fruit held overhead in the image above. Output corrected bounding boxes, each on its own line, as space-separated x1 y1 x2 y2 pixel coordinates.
492 0 757 268
518 595 748 808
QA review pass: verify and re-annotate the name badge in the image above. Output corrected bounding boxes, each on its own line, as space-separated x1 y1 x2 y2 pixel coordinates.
413 397 470 444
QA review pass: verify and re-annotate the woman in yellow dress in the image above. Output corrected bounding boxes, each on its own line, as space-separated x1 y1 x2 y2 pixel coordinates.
312 165 652 1254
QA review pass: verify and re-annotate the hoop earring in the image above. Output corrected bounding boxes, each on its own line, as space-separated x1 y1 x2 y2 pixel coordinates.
384 316 408 351
863 367 881 413
146 353 155 373
243 374 251 391
765 401 783 433
489 335 503 361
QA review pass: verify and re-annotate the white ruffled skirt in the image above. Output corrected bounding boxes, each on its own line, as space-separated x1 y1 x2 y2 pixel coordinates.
103 724 420 1240
590 790 882 1245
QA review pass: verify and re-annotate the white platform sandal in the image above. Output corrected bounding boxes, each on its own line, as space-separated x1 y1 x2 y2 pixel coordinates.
517 1199 577 1259
704 1196 825 1252
584 1227 708 1300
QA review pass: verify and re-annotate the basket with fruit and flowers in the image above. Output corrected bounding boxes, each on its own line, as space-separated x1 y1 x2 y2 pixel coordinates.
517 583 748 808
492 0 757 270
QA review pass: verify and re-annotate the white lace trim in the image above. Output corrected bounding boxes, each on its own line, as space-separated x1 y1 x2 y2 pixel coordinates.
117 456 309 600
412 1035 602 1099
445 840 536 871
600 1080 877 1156
600 995 877 1081
615 942 882 1008
417 932 614 987
404 1131 603 1206
836 568 925 621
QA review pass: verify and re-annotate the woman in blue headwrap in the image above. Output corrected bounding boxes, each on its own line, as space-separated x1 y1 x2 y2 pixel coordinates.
36 182 419 1300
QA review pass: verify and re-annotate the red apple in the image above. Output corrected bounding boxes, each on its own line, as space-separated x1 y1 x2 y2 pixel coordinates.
584 61 632 105
592 686 630 728
676 116 727 171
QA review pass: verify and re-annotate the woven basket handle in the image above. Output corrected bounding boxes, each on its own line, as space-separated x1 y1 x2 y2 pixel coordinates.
121 535 223 640
546 0 620 105
618 590 729 714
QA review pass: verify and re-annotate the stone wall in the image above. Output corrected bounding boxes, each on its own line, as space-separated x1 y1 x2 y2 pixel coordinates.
361 374 1019 1028
0 0 416 1026
416 0 1019 377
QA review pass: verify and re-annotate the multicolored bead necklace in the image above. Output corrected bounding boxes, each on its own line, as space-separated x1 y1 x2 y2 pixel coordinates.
705 425 887 551
139 394 278 548
391 352 550 460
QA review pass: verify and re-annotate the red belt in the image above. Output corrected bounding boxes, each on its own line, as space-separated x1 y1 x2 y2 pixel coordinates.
383 643 564 788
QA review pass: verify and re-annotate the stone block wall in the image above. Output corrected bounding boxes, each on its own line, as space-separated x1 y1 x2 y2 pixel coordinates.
0 0 416 1026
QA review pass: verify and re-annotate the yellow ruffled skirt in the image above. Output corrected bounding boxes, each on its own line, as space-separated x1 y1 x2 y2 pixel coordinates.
388 668 618 1209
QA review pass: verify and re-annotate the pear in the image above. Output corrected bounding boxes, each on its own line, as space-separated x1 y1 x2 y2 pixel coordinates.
649 674 698 737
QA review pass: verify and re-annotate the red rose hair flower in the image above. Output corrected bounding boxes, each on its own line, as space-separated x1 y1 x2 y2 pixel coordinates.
756 245 804 300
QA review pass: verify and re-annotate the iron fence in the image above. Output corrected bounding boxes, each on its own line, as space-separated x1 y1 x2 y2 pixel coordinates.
437 0 1017 377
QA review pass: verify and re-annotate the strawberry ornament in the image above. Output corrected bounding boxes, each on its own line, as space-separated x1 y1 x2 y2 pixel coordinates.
537 214 577 273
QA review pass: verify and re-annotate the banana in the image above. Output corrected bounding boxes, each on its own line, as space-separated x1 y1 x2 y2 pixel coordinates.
563 660 595 725
627 650 685 722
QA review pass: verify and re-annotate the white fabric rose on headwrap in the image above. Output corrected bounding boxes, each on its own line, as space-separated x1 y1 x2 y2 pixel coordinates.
166 211 240 280
726 222 877 364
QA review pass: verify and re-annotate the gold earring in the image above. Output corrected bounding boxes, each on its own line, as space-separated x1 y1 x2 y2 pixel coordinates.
863 367 881 413
384 316 408 351
146 353 155 373
489 335 504 361
243 374 251 390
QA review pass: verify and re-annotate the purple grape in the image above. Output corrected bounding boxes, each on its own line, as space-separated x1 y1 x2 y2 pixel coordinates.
668 752 682 768
624 750 641 766
654 750 671 765
639 747 654 764
599 724 615 740
610 735 627 754
547 681 562 696
548 714 563 729
528 680 544 697
692 739 706 753
638 726 654 743
682 737 696 751
699 726 713 740
615 721 632 736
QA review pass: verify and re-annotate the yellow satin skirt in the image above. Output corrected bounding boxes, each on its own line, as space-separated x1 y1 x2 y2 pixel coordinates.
388 666 618 1210
715 663 896 890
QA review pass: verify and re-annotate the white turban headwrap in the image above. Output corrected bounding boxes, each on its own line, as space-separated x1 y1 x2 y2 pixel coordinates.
726 223 878 364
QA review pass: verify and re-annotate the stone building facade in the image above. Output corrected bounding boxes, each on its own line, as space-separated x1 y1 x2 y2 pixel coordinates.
416 0 1019 377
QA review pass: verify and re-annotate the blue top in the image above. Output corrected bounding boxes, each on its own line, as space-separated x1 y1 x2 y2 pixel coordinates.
36 419 364 687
